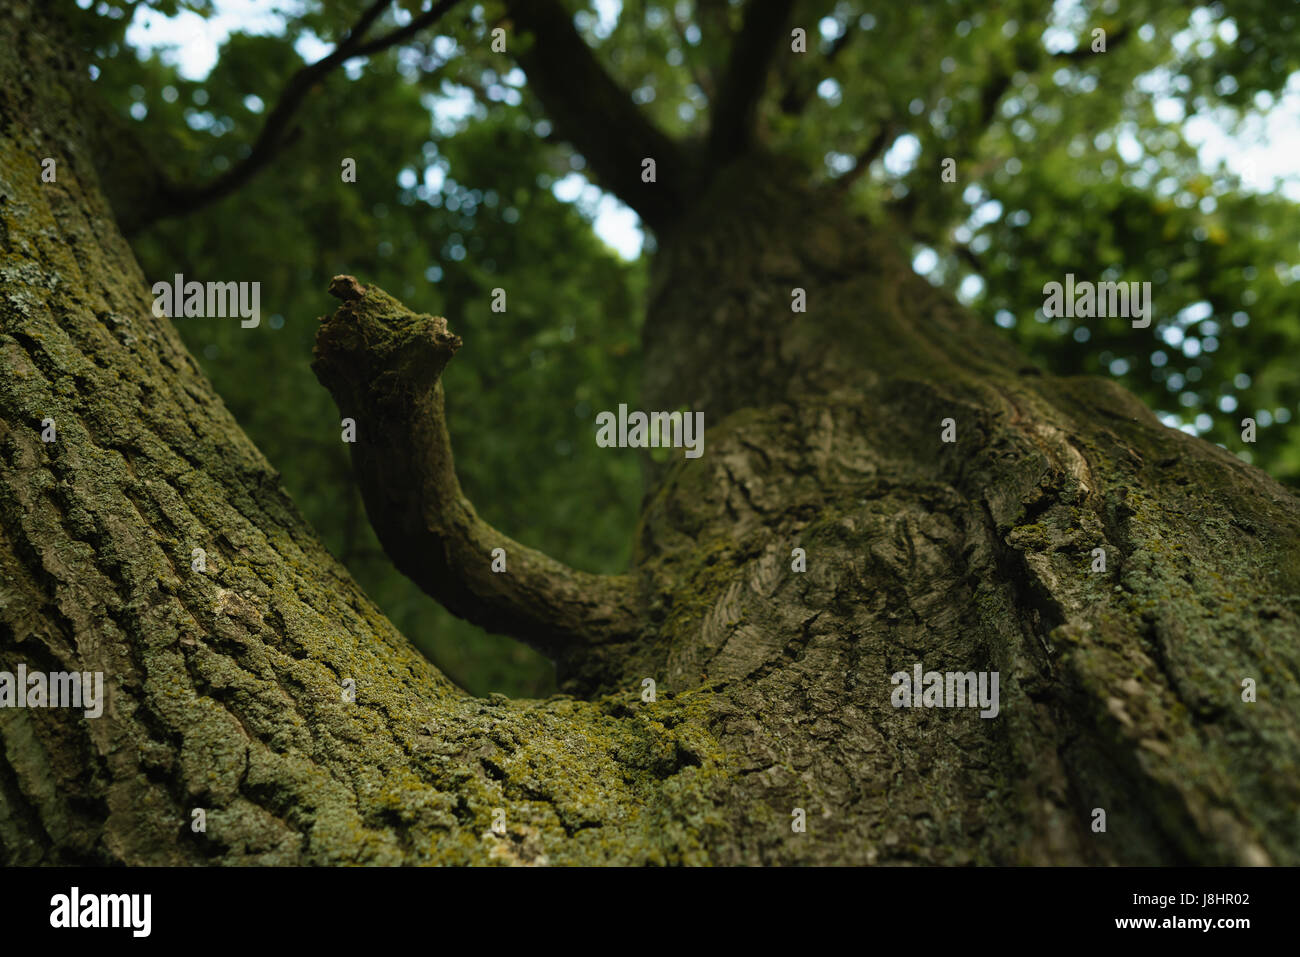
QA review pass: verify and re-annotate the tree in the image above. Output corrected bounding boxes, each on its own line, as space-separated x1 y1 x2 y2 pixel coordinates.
1 0 1298 865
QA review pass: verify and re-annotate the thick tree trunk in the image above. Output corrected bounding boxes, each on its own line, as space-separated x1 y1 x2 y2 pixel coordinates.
2 3 1298 866
634 152 1300 865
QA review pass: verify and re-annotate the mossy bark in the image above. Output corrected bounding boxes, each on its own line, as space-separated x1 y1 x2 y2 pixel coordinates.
632 153 1300 864
2 2 1298 866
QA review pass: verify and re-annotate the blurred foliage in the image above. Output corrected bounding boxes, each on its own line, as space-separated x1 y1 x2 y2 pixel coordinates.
67 0 1300 693
779 0 1300 478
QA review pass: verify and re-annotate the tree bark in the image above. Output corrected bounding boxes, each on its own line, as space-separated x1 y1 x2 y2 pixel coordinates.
2 2 1298 866
633 151 1300 865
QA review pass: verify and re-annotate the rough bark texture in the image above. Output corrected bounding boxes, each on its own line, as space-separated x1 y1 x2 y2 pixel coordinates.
634 153 1300 864
2 2 1299 866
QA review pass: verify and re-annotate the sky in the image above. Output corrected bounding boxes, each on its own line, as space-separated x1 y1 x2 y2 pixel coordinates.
116 0 1299 264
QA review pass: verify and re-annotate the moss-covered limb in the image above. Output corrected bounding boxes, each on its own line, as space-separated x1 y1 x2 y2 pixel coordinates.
995 376 1300 863
311 276 642 670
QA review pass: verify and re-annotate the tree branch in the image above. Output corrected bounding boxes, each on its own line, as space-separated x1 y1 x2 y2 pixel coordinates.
706 0 795 161
671 8 714 102
974 23 1132 135
127 0 460 234
311 277 643 664
504 0 694 232
832 119 897 192
350 0 460 57
777 19 854 117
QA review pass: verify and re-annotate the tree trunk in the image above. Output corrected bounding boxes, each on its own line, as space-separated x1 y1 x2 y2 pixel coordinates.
633 151 1300 865
3 2 1298 866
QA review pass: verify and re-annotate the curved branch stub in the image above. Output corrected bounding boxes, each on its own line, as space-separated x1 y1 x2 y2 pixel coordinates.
311 276 642 668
